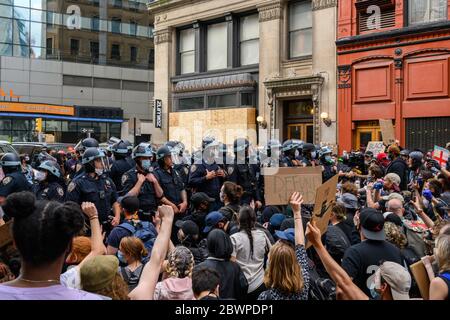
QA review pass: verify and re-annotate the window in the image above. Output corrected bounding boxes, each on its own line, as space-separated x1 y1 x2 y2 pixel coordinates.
178 97 204 110
92 15 99 31
90 41 99 60
93 78 121 89
111 17 121 34
122 80 149 91
207 22 227 71
130 46 137 62
63 75 92 87
46 37 52 55
289 1 312 58
129 21 137 36
208 94 236 108
111 44 120 60
409 0 447 25
241 92 255 107
149 48 154 67
113 0 123 8
240 14 259 66
359 6 395 33
70 38 79 56
179 28 195 74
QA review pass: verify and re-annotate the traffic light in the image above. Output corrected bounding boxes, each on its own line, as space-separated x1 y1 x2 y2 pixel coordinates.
35 118 43 132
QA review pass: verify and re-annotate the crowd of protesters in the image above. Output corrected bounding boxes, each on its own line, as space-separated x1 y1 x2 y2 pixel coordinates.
0 136 449 301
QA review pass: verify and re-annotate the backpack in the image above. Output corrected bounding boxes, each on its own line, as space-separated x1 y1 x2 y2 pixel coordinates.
118 221 157 263
402 220 428 258
307 259 336 300
120 264 145 292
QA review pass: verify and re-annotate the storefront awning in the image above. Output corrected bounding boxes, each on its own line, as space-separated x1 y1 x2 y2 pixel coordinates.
174 73 256 93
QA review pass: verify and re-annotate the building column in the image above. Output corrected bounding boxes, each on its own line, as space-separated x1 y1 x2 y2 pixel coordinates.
258 0 284 143
337 65 352 154
153 27 173 144
394 53 404 146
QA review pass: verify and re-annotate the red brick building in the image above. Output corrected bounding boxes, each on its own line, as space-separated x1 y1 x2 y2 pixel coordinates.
336 0 450 153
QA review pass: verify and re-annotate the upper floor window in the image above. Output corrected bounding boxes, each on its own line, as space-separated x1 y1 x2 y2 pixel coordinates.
240 14 259 66
111 17 121 34
409 0 448 25
179 28 195 74
207 22 228 71
289 1 312 58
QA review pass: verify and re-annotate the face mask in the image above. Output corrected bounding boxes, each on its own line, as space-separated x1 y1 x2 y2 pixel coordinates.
35 170 47 182
141 159 151 171
325 155 332 163
95 168 104 176
117 251 126 264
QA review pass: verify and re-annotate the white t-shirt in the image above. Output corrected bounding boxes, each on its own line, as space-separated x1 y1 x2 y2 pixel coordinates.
231 229 271 293
60 266 81 290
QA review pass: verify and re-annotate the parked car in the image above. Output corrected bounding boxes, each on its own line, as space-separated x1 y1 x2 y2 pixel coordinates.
12 142 74 168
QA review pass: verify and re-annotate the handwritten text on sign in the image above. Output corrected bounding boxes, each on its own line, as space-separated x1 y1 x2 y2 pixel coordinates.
262 167 322 205
366 141 385 157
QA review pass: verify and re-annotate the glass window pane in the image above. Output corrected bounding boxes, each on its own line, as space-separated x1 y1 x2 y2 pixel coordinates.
290 28 312 58
289 1 312 31
30 22 45 47
208 94 236 108
30 46 44 58
31 1 45 10
241 93 254 107
180 51 195 74
179 28 194 52
240 14 259 41
409 0 447 25
12 119 29 130
30 9 45 22
0 17 12 43
178 97 204 110
45 120 61 131
14 6 29 20
0 119 11 130
0 42 12 56
0 4 12 18
207 22 227 71
14 0 28 7
13 19 29 45
240 39 259 65
13 44 28 56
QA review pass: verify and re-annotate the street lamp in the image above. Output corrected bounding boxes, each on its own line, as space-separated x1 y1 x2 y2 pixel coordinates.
320 112 333 127
257 115 267 129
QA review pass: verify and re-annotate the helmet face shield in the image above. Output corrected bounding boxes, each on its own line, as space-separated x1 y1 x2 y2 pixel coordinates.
94 155 111 173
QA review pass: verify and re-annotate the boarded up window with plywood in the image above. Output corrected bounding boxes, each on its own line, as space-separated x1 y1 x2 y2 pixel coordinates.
359 6 395 33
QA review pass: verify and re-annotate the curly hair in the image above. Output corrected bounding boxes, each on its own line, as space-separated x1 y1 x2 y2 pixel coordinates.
384 222 407 249
91 273 129 300
331 202 347 222
165 246 194 278
0 263 15 283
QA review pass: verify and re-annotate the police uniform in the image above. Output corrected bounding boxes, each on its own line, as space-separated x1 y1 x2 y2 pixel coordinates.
0 171 32 198
109 158 133 193
281 155 296 167
66 173 118 224
188 160 222 207
154 166 185 206
121 167 159 214
33 181 65 202
227 161 261 205
174 163 190 187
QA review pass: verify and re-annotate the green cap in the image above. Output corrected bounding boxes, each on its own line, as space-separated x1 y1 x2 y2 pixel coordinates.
80 255 119 291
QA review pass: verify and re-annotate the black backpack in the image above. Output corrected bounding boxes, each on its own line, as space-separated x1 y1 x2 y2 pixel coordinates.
120 264 145 292
307 258 336 300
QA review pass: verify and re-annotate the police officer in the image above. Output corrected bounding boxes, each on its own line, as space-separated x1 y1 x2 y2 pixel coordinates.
319 146 336 182
301 143 318 167
66 147 120 234
122 139 136 167
33 160 65 202
281 140 300 167
292 139 304 163
165 140 190 186
109 140 134 193
0 153 32 205
227 138 262 208
121 143 164 221
261 139 282 168
188 137 224 210
70 137 100 180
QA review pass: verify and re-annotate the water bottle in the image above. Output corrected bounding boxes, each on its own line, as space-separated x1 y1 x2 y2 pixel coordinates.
355 180 361 190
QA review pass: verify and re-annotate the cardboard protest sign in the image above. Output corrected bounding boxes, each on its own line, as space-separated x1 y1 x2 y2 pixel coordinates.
366 141 385 157
262 167 322 205
410 260 430 300
432 145 449 168
379 119 396 145
0 221 13 249
306 174 339 249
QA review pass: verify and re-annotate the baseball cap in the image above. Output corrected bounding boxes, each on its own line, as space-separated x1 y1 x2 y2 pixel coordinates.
269 213 286 230
360 208 385 241
191 192 215 207
118 195 140 213
375 261 411 300
338 193 359 210
80 255 119 292
203 211 225 234
275 228 295 244
175 220 199 237
377 153 387 161
280 218 295 231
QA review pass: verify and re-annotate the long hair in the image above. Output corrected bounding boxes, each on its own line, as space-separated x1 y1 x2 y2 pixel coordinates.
165 246 194 278
222 181 243 205
264 242 303 294
119 236 148 263
435 234 450 273
91 273 130 300
66 236 91 265
238 206 256 256
384 222 407 249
